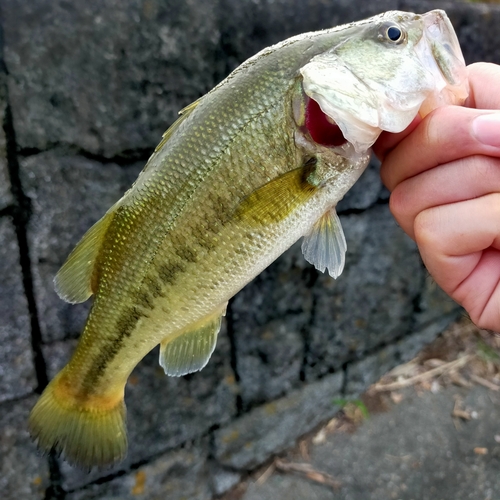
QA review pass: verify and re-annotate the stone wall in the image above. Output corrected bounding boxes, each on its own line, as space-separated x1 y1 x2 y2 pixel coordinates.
0 0 498 498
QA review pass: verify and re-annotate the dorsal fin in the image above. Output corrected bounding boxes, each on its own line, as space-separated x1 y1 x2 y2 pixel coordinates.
135 98 203 180
150 98 202 159
54 210 115 304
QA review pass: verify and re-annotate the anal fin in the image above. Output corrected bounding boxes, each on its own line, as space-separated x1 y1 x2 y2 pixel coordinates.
301 208 347 279
159 304 227 377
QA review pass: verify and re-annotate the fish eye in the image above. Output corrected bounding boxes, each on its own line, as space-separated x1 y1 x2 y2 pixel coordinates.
386 25 403 43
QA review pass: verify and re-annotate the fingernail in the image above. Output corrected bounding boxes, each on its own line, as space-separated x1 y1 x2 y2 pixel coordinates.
472 114 500 147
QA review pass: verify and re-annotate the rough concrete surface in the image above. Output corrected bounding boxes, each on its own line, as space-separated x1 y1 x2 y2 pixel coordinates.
241 386 500 500
214 372 344 470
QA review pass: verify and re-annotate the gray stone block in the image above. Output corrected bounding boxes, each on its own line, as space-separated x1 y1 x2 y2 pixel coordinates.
0 217 36 402
0 396 50 500
214 372 343 470
209 464 242 497
304 204 424 379
67 441 211 500
344 310 459 395
42 338 77 379
20 151 143 342
414 274 462 331
337 158 383 213
2 0 221 158
231 241 312 409
58 320 238 490
0 72 13 210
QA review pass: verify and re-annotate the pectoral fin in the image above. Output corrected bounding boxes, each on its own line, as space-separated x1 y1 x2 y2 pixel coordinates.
236 165 317 226
54 210 116 303
159 304 227 377
301 208 346 279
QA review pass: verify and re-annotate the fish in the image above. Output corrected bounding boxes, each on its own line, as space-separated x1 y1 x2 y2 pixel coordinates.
29 9 468 469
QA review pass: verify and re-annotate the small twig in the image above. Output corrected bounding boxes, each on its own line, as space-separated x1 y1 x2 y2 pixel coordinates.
255 462 276 486
275 459 341 490
470 373 500 392
299 439 311 460
452 399 472 421
371 355 472 392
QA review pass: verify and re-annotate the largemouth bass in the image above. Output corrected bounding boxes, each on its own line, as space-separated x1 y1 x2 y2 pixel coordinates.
29 9 468 468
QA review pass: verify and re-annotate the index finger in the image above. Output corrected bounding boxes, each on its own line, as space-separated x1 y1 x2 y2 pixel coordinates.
373 116 421 161
465 62 500 109
374 62 500 164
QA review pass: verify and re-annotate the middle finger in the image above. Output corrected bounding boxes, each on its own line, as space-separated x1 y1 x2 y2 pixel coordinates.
380 106 500 192
390 155 500 239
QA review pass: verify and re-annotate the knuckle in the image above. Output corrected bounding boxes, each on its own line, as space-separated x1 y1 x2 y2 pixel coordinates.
491 192 500 219
421 106 448 146
389 185 411 221
413 209 436 248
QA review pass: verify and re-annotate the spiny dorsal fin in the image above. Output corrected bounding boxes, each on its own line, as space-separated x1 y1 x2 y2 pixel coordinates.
159 303 227 377
152 98 202 155
54 210 115 304
301 208 346 279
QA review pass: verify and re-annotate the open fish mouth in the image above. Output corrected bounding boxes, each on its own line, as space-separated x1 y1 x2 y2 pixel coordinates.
299 9 469 156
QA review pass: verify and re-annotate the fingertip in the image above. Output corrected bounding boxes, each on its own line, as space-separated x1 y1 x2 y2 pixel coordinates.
387 184 414 237
465 62 500 109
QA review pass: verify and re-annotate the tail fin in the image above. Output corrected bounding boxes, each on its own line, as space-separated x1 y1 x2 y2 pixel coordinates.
29 372 127 469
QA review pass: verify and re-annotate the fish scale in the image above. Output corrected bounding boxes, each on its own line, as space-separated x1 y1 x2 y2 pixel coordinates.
29 10 468 468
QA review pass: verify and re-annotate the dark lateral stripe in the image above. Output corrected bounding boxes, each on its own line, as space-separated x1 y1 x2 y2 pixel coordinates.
144 275 165 298
158 261 187 286
82 305 146 391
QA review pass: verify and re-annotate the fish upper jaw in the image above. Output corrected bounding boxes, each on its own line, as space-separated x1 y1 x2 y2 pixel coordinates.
416 10 469 116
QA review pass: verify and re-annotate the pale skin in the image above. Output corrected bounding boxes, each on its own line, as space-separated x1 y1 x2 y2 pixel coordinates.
374 62 500 332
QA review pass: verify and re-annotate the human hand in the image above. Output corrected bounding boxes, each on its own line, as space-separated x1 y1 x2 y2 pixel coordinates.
374 63 500 331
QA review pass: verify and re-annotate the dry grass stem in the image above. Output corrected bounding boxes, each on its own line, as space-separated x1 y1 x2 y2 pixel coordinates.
371 355 472 392
255 462 276 486
469 374 500 392
275 459 342 490
299 439 311 460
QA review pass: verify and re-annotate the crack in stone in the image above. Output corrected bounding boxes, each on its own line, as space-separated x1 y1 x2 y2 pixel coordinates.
225 298 244 416
18 144 153 167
